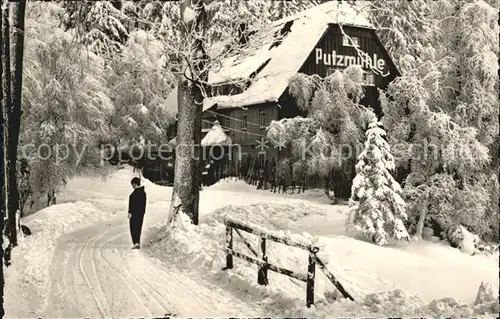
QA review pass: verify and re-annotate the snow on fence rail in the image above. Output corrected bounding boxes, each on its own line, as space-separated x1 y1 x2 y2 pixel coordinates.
222 216 354 307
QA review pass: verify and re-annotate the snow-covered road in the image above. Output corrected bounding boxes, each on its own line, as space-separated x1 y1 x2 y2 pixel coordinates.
6 168 317 318
40 198 262 318
6 167 497 318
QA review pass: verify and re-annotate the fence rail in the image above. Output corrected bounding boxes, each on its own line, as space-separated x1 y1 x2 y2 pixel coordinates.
222 217 354 307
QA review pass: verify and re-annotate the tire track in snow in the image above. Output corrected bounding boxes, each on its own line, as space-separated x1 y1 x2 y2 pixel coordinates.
100 229 216 316
127 258 208 316
78 237 107 318
84 235 117 318
59 246 79 312
63 243 87 318
97 232 155 317
136 257 237 316
113 248 178 315
89 235 115 316
104 229 180 316
93 230 153 317
47 244 74 316
95 223 205 316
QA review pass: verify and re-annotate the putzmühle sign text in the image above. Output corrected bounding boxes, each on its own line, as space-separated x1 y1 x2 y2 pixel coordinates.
315 48 386 73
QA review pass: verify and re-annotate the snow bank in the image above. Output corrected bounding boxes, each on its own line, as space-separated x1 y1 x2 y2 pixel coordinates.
6 201 113 312
145 202 498 317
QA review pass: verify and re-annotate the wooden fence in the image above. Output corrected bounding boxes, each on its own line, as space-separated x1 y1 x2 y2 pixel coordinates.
222 217 354 308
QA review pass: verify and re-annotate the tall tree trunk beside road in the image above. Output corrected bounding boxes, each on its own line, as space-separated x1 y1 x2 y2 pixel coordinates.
168 74 191 223
168 0 208 226
1 0 11 314
2 0 18 247
0 2 5 315
6 0 26 247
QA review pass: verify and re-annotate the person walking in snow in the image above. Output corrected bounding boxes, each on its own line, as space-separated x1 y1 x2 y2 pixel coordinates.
128 177 147 249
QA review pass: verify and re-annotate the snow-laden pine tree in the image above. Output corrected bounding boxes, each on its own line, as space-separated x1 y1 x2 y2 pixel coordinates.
107 29 176 145
21 3 113 209
59 0 130 57
267 67 375 186
380 0 499 242
348 121 409 246
367 0 440 73
267 0 315 21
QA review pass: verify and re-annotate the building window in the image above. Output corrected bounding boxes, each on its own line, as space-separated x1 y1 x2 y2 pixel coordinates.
259 108 266 129
363 71 375 86
342 35 359 47
202 119 212 130
241 112 248 130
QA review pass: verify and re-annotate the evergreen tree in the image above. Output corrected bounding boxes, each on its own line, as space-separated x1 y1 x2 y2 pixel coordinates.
267 67 375 179
367 0 440 73
380 0 499 242
21 4 113 208
59 0 130 57
107 29 176 145
348 121 409 246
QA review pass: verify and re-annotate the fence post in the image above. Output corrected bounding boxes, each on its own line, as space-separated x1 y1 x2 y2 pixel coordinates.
257 235 268 285
306 247 318 308
225 225 233 269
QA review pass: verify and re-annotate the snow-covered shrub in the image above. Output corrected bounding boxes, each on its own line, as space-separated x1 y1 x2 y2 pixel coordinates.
347 121 409 246
424 282 499 318
474 282 496 306
363 289 424 315
404 173 495 244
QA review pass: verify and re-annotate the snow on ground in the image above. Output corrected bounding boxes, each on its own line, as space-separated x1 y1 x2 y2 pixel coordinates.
5 166 498 318
5 202 116 315
4 168 137 316
146 179 499 317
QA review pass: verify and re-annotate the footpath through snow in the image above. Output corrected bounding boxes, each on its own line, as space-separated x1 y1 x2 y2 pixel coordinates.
4 167 499 318
4 168 262 318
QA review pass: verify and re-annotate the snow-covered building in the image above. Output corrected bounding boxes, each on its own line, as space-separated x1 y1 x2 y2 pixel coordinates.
202 1 400 165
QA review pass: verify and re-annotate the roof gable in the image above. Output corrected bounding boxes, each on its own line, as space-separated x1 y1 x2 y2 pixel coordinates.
204 1 374 111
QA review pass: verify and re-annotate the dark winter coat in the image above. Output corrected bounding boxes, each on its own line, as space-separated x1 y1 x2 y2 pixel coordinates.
128 186 146 217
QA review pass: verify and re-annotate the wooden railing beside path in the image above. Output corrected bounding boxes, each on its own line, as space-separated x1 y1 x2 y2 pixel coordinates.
222 216 354 307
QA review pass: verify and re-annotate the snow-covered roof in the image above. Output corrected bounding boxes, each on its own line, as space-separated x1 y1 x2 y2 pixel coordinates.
201 121 232 146
203 1 373 111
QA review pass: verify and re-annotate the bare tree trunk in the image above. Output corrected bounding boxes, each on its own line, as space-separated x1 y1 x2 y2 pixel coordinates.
168 75 191 223
168 0 207 226
6 0 25 247
47 188 56 207
414 205 427 239
0 1 6 314
2 0 18 248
